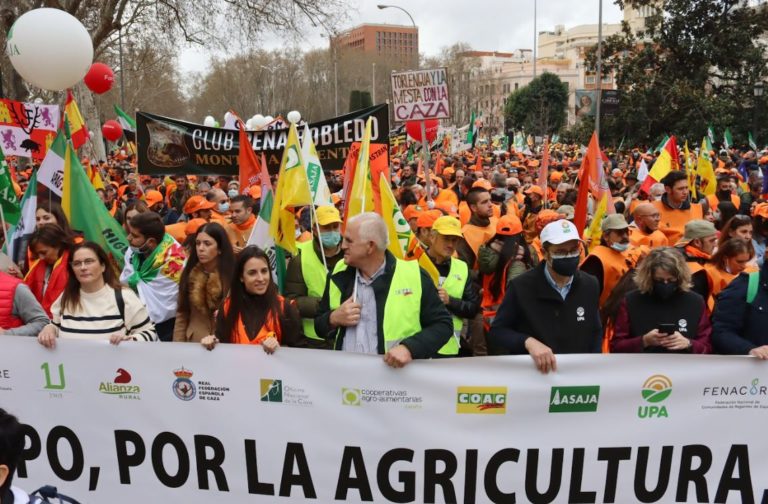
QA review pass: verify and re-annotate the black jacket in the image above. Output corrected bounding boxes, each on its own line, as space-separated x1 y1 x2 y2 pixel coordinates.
432 255 480 319
712 264 768 354
314 251 453 358
488 263 602 354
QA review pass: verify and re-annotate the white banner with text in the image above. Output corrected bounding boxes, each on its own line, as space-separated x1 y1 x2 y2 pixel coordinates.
1 338 766 503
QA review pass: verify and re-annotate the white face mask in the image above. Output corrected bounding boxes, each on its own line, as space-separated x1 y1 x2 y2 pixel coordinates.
295 227 302 239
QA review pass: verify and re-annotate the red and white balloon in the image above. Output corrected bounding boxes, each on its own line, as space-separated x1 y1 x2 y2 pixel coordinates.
101 120 123 142
405 119 439 143
84 62 114 94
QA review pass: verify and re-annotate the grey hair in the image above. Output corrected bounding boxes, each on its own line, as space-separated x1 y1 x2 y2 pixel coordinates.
349 212 390 251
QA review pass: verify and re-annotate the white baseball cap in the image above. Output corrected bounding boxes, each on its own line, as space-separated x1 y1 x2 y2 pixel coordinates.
541 219 581 245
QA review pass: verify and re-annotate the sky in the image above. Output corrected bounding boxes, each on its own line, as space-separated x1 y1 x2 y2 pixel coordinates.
178 0 624 76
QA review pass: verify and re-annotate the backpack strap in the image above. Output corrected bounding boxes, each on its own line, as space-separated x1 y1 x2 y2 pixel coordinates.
114 287 126 327
747 271 760 305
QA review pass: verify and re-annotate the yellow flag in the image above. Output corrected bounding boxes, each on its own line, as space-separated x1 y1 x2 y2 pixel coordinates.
378 172 411 259
697 138 717 196
346 117 375 218
583 193 608 252
270 123 312 254
684 141 696 200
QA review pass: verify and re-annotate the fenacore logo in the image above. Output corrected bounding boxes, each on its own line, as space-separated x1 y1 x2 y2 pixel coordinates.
701 378 767 411
703 378 767 397
456 386 507 414
549 386 600 413
261 379 283 402
172 367 196 401
638 374 672 418
99 368 140 399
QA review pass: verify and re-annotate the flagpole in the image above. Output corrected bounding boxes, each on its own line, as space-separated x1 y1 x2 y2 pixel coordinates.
420 120 434 205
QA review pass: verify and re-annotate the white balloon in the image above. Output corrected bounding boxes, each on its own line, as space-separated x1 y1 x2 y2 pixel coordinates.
224 111 232 122
203 115 216 127
287 110 301 124
88 131 94 139
33 98 43 104
7 8 93 91
252 114 266 127
264 115 274 124
245 119 253 130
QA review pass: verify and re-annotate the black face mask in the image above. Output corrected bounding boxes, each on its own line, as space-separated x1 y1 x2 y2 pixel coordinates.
717 190 731 200
653 281 677 300
550 256 580 277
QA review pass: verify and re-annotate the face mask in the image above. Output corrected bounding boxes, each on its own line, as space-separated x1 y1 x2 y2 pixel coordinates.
717 190 731 200
610 242 629 252
653 280 677 300
320 231 341 248
218 202 230 213
228 189 239 198
295 227 302 239
549 255 580 277
130 241 151 255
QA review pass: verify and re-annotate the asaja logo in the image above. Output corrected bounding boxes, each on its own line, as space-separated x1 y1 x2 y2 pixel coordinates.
549 386 600 413
342 388 361 406
172 367 196 401
638 374 672 418
260 379 283 402
456 386 507 414
99 368 140 399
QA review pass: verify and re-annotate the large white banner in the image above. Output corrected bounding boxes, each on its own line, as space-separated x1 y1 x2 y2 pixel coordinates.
1 338 767 503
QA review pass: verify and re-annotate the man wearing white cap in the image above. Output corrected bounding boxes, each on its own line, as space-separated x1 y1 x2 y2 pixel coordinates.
489 220 602 373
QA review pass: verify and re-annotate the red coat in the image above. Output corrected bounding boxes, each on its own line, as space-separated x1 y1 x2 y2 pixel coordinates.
24 249 70 318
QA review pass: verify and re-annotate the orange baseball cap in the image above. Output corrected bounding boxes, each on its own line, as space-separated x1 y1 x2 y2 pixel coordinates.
416 209 442 229
183 195 216 215
472 179 492 190
435 200 459 217
443 166 455 176
403 205 423 222
524 186 545 196
184 218 207 237
549 171 563 182
145 190 163 207
753 203 768 219
496 214 522 236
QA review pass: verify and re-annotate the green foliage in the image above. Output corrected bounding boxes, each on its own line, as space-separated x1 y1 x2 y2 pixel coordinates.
503 72 569 136
360 91 373 109
585 0 768 146
349 90 362 112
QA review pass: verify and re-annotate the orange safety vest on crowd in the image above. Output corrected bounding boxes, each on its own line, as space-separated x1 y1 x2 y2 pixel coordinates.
587 245 632 306
706 193 741 211
165 222 187 244
628 226 669 249
703 263 736 312
418 189 459 209
684 245 710 277
461 218 498 269
225 296 287 345
481 262 509 332
652 200 703 245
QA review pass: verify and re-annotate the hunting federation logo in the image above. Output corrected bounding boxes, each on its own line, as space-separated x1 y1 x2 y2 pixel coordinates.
172 367 197 401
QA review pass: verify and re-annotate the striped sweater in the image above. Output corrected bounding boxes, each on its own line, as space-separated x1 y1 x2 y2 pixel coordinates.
50 285 157 342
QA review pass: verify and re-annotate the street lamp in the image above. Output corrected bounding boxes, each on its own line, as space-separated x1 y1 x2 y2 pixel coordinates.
377 4 416 28
754 81 764 142
260 65 280 115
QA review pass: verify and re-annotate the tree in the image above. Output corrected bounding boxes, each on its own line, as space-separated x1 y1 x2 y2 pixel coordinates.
504 72 568 136
584 0 768 146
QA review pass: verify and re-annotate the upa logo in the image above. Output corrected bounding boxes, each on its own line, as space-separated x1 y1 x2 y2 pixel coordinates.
638 374 672 418
456 386 507 414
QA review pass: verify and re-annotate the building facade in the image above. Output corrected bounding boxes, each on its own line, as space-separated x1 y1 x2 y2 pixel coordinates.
330 23 419 68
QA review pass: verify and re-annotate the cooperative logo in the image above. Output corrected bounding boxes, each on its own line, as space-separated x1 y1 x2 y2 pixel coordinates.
172 367 196 401
261 379 283 403
41 362 65 390
456 386 507 414
549 386 600 413
342 388 361 406
638 374 672 418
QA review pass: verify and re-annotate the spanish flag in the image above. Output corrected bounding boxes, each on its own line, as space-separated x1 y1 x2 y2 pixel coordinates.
65 90 88 149
639 136 680 194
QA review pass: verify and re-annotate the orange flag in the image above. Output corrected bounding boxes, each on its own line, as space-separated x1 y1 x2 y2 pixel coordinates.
237 119 261 192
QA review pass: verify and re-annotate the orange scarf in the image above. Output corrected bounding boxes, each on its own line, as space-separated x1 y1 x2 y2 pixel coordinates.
232 214 256 232
684 245 711 261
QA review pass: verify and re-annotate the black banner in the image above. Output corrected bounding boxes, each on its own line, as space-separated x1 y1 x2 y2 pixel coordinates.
136 105 390 175
601 90 620 116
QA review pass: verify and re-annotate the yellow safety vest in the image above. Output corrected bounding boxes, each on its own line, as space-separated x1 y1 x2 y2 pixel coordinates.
438 258 469 356
329 258 422 352
297 240 327 340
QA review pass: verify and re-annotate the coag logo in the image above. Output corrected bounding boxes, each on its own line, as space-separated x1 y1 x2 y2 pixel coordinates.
172 367 196 401
41 362 65 390
260 379 283 402
456 386 507 414
549 386 600 413
342 388 361 406
638 374 672 418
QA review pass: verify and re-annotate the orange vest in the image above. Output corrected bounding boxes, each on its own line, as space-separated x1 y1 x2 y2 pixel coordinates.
226 296 286 345
481 263 508 332
531 238 544 261
418 189 459 208
703 263 735 312
651 200 703 245
165 222 187 244
706 193 741 211
461 218 498 269
589 245 632 306
628 227 669 249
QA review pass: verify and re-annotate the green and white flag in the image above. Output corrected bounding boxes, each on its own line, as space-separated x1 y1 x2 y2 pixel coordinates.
707 125 716 151
37 127 67 197
6 170 37 267
723 128 733 149
466 111 477 147
0 148 20 228
514 131 526 150
749 131 758 151
114 104 136 141
301 124 332 207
